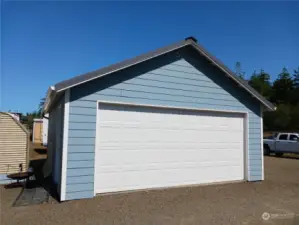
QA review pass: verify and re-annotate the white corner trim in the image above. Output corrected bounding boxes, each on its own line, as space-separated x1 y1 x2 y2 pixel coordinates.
261 106 264 180
94 101 99 196
61 89 70 201
243 113 249 181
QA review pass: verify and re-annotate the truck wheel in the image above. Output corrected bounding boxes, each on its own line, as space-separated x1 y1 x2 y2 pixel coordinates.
275 153 283 157
264 145 271 156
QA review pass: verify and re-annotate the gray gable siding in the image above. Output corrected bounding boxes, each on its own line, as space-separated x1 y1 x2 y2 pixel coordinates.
66 49 262 200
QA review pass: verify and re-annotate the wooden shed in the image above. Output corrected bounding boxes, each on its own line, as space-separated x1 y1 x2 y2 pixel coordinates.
33 119 43 144
0 112 29 184
33 117 48 146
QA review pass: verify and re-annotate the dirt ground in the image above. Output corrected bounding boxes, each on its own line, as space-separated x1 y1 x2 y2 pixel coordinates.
1 156 299 225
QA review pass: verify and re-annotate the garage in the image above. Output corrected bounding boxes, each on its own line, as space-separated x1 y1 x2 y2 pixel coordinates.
95 103 245 194
44 36 275 201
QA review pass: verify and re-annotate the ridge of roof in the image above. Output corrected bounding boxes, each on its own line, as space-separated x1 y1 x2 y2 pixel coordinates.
44 37 275 112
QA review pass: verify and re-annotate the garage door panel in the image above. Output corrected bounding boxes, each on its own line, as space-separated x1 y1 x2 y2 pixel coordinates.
95 104 245 194
98 160 243 172
97 121 243 130
98 128 243 143
98 142 243 149
97 165 243 193
97 148 243 167
98 117 243 130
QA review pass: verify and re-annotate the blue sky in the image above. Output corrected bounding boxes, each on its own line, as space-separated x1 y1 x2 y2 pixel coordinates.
1 1 298 113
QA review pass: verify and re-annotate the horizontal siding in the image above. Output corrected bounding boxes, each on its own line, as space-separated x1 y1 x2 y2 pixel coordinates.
68 153 95 161
0 113 28 174
66 183 94 193
249 133 261 139
67 175 94 184
68 145 95 153
69 114 96 123
69 122 96 130
66 191 94 200
0 147 29 152
77 92 246 109
0 156 27 162
124 78 229 94
67 167 94 177
0 134 27 139
67 49 263 200
68 130 96 138
67 160 94 169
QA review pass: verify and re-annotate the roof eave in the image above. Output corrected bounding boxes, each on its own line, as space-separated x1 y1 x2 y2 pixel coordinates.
54 40 192 93
43 86 56 113
46 37 276 112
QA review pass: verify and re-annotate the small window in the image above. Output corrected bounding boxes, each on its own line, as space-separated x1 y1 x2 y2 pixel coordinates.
289 135 299 141
279 134 288 140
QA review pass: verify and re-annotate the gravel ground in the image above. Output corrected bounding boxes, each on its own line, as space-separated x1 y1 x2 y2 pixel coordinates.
1 156 299 225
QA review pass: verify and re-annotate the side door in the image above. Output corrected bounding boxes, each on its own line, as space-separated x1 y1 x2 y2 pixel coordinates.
275 134 289 152
288 134 299 153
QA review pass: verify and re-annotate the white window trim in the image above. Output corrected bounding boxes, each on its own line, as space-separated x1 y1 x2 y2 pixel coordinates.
61 89 70 201
94 100 250 196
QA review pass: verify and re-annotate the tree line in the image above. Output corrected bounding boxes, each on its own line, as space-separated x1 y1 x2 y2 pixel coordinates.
236 63 299 131
19 99 45 130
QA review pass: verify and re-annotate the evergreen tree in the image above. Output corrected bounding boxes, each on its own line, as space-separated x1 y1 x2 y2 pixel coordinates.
235 62 245 79
293 67 299 88
272 67 294 104
38 98 46 115
248 69 272 100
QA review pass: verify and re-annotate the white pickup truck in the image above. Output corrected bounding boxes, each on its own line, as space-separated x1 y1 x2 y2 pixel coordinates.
264 133 299 156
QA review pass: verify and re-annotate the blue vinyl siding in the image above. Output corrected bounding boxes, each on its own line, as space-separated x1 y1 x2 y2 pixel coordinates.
66 49 262 200
66 191 94 200
67 175 94 184
67 167 94 177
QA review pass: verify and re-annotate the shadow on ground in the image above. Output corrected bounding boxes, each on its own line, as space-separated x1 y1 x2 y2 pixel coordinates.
34 149 47 155
29 158 60 202
269 153 299 160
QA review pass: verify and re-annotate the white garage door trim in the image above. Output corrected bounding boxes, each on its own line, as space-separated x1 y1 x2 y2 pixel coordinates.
94 100 249 196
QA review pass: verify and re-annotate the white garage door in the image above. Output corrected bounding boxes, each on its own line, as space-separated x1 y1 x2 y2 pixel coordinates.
95 103 245 194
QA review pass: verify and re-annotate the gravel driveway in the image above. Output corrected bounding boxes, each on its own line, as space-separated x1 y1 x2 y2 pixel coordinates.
1 156 299 225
